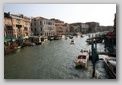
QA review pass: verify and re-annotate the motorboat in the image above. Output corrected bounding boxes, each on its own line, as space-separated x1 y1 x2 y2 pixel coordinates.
70 39 74 44
74 51 89 68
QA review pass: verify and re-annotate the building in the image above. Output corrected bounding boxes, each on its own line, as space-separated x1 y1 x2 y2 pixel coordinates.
69 23 81 35
31 17 43 36
81 23 89 34
4 12 13 41
114 13 116 32
69 22 89 34
51 18 69 36
11 14 31 39
97 26 114 32
43 19 56 37
86 22 99 33
31 17 56 37
4 12 31 40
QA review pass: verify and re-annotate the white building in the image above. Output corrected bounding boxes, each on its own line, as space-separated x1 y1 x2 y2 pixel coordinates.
31 17 56 37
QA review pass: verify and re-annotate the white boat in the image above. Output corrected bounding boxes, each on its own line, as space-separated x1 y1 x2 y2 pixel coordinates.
17 46 21 49
74 51 89 68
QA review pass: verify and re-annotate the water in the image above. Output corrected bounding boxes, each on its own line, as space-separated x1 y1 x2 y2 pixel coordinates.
4 35 108 79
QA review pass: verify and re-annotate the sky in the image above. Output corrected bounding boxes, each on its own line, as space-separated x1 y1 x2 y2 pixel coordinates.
4 4 116 26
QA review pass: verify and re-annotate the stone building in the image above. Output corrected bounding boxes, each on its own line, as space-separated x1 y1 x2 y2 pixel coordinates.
4 12 31 40
97 26 114 32
31 17 43 36
31 17 56 37
51 18 69 36
86 22 99 33
4 12 13 40
81 23 89 34
11 14 31 39
69 23 81 35
69 22 89 34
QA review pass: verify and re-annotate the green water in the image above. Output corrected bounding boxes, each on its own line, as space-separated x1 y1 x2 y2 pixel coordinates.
4 35 108 79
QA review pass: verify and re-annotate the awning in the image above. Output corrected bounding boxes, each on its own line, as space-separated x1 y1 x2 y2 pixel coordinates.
4 36 16 42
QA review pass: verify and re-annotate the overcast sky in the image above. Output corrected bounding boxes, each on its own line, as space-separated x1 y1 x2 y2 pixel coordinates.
4 4 116 26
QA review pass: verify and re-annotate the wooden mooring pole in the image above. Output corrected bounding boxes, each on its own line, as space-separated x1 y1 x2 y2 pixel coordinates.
91 38 99 78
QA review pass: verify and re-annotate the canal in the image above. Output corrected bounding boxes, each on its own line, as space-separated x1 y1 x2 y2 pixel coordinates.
4 35 109 79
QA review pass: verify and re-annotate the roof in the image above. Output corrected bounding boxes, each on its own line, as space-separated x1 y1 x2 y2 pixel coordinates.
4 12 12 18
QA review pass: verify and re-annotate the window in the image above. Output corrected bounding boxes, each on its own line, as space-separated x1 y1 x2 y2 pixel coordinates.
35 28 36 32
48 22 52 25
40 27 42 31
40 21 42 25
31 28 33 31
24 27 28 31
6 26 13 30
16 19 20 24
34 19 36 21
25 21 28 25
48 27 53 30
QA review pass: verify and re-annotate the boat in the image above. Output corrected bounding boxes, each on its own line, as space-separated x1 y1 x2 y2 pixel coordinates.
54 36 60 40
86 38 93 44
48 36 54 41
81 34 84 37
70 39 74 44
29 36 42 45
69 35 73 39
17 46 21 49
74 51 89 68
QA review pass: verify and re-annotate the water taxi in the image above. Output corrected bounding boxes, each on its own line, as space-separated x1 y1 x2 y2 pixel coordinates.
74 51 89 68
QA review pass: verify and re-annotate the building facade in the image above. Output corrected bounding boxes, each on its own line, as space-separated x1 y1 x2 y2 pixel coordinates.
4 12 31 40
11 14 31 39
31 17 56 37
69 23 81 35
97 26 114 32
4 12 13 40
86 22 99 33
81 23 89 34
69 23 89 34
51 18 69 36
31 17 43 36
